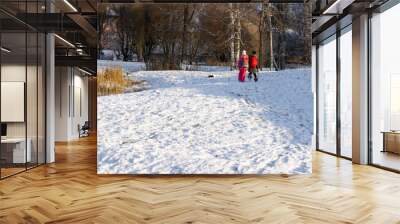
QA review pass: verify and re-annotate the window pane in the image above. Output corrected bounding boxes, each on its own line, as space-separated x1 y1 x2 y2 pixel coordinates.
1 31 27 177
38 33 46 165
371 3 400 171
27 31 38 169
340 28 352 158
318 36 337 154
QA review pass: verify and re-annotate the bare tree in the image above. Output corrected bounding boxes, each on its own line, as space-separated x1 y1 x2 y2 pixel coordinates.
114 6 135 61
267 4 274 70
234 5 242 66
156 5 182 69
273 4 289 70
101 3 308 70
229 3 236 69
137 5 158 68
258 3 265 70
181 4 196 65
303 0 312 64
97 6 107 57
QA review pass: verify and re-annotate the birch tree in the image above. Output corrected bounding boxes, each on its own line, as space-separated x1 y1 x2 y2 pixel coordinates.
229 3 236 69
234 5 242 67
258 3 265 70
266 3 274 70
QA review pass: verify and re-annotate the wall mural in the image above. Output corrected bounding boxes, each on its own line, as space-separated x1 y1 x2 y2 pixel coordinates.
97 3 313 174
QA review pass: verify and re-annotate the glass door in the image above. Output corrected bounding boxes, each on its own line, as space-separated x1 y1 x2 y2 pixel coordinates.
317 35 337 154
370 3 400 171
1 30 28 178
0 0 47 179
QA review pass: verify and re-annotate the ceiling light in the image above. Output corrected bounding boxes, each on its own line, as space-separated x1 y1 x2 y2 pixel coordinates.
1 47 11 53
54 34 75 48
63 0 78 12
76 48 85 55
322 0 355 15
78 68 93 76
322 1 341 14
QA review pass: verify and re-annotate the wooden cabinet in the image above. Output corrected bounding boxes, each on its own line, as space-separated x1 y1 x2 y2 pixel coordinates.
382 132 400 154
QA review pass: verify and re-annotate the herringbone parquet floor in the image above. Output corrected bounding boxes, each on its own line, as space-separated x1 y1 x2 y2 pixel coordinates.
1 135 400 224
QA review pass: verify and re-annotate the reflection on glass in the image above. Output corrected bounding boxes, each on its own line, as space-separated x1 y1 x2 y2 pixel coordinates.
340 28 352 158
371 3 400 171
390 75 400 130
38 33 46 165
27 31 38 169
318 36 337 154
1 31 27 177
0 0 47 179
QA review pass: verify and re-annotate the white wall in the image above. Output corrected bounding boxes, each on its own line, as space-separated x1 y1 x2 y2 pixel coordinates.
1 65 40 138
55 67 89 141
1 62 47 164
55 66 70 141
1 82 25 122
1 64 25 81
1 65 26 140
72 73 89 137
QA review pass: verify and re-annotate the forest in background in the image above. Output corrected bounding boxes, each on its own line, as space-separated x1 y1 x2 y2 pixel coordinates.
98 3 312 71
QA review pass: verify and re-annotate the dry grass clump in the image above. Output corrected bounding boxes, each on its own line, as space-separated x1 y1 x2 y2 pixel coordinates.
97 67 131 96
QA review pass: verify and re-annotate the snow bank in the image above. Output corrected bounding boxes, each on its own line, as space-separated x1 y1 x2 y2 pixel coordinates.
97 68 313 174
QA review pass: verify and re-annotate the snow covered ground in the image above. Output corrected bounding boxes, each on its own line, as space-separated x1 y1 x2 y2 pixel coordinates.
97 66 313 174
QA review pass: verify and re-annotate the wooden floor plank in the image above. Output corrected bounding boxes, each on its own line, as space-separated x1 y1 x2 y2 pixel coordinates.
1 135 400 223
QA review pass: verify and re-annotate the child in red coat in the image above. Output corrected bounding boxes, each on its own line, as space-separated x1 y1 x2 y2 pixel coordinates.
248 51 259 82
237 50 249 82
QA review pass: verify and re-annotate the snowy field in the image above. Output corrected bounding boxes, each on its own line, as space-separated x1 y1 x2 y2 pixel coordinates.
97 66 313 174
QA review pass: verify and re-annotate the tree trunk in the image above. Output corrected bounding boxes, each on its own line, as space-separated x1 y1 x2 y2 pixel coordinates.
229 3 236 70
120 33 130 62
258 3 265 70
267 4 274 71
234 6 241 67
303 0 312 64
181 4 189 64
97 9 106 57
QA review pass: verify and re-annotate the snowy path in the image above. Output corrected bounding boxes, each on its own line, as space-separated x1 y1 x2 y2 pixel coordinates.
97 68 313 174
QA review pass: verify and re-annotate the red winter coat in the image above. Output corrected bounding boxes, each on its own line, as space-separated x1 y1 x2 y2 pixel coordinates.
249 55 258 69
238 55 249 68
